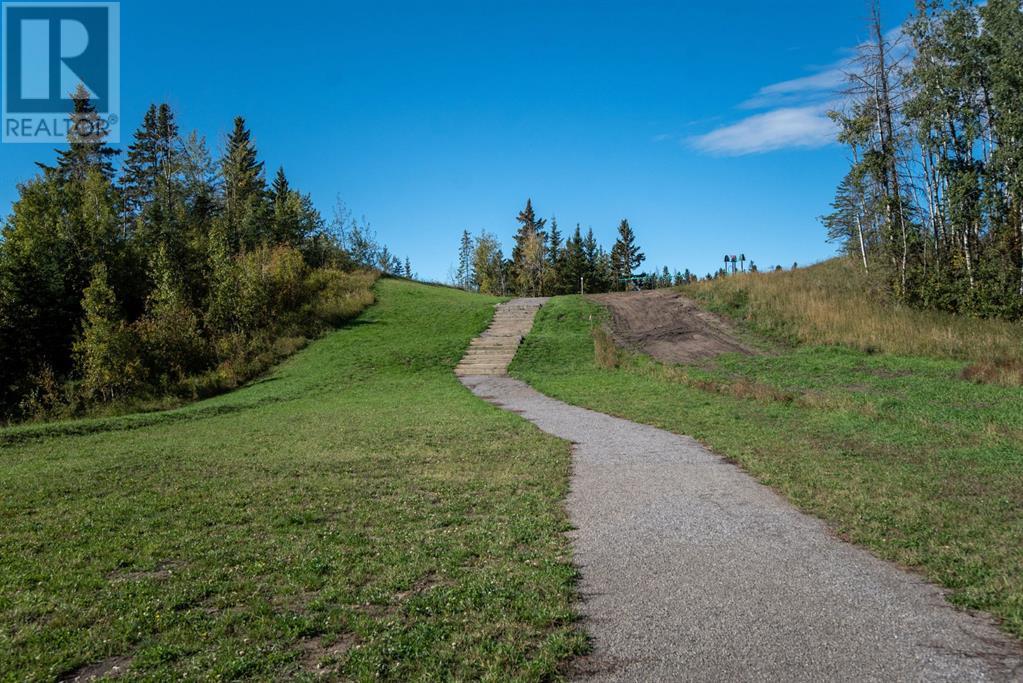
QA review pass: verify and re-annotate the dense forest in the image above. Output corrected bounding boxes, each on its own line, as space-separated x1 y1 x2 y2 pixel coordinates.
454 199 702 296
0 87 407 421
824 0 1023 319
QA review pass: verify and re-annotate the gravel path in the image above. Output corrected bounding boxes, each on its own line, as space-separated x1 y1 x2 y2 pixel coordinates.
460 373 1023 681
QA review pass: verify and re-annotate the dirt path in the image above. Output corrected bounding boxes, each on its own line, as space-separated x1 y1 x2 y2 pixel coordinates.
458 299 1023 681
589 290 753 364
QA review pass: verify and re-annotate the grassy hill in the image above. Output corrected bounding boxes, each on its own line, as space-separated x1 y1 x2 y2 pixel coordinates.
688 259 1023 384
0 279 584 681
510 264 1023 640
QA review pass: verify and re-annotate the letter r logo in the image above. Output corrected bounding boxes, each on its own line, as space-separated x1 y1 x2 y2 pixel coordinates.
2 2 119 142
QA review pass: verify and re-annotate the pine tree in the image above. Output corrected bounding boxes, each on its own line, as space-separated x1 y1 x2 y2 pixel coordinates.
511 199 547 295
153 104 180 208
562 224 587 294
121 104 160 219
221 116 268 250
269 167 293 244
610 219 644 289
270 166 290 204
39 84 119 183
122 103 187 268
581 227 609 293
404 257 413 279
546 216 563 294
267 167 318 247
456 229 474 289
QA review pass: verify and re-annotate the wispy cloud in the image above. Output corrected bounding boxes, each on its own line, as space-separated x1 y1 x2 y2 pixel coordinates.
738 67 846 110
691 66 842 156
691 24 909 156
692 105 837 155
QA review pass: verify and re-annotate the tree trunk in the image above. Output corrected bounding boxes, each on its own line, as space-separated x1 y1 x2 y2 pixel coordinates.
1018 202 1023 296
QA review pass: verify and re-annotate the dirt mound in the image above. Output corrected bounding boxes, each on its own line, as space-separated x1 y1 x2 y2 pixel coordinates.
589 290 754 364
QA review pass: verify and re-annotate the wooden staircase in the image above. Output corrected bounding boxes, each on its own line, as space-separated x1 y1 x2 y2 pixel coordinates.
455 298 546 377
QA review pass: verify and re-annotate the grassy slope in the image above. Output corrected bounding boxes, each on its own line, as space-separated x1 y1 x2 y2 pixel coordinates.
0 279 584 682
688 259 1023 366
510 295 1023 638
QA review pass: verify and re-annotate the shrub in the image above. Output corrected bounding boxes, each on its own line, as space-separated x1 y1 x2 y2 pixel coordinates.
135 250 208 384
308 269 378 326
73 264 144 403
235 245 308 335
17 365 67 421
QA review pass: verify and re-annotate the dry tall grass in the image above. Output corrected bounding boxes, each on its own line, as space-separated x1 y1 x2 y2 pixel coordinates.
592 324 622 368
688 259 1023 366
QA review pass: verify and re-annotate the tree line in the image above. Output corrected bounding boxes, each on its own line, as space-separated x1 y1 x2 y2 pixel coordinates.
824 0 1023 319
454 199 700 295
0 86 405 420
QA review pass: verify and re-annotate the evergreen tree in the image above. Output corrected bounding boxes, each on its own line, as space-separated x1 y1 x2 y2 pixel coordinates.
456 229 474 289
269 167 293 244
510 199 547 295
39 84 119 183
582 227 611 293
404 257 413 279
221 116 268 250
268 167 320 247
610 219 644 289
270 166 290 204
122 103 188 276
562 224 587 294
121 104 160 220
153 104 180 212
546 217 564 294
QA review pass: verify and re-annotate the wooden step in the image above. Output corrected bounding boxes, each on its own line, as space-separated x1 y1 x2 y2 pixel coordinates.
455 297 547 377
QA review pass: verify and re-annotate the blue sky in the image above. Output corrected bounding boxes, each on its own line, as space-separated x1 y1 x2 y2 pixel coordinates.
1 0 917 280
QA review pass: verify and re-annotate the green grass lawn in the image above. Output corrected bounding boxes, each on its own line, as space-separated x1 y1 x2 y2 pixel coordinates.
0 279 585 682
510 295 1023 639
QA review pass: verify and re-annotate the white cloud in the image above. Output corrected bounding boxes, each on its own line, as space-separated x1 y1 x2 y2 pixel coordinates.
691 105 838 155
739 67 846 109
689 23 910 156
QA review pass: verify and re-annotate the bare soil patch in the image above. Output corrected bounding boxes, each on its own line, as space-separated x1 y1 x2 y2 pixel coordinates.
297 634 357 673
589 290 754 364
60 656 132 682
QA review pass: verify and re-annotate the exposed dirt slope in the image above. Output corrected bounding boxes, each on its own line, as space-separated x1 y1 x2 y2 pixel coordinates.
589 290 753 364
